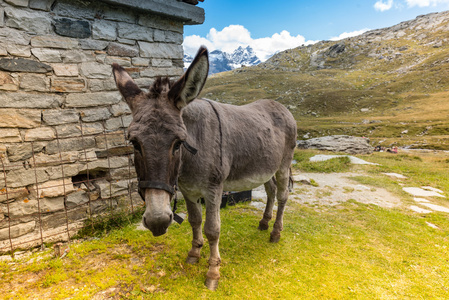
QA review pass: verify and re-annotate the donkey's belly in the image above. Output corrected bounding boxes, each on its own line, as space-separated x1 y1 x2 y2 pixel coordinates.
223 173 273 191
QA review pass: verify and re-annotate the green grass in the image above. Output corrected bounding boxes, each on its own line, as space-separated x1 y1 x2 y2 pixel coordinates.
2 150 449 299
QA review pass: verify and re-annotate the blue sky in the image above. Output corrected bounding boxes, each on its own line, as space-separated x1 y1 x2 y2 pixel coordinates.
183 0 449 60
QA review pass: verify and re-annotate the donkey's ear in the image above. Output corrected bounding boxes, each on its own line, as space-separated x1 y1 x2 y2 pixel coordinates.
168 46 209 110
112 63 143 112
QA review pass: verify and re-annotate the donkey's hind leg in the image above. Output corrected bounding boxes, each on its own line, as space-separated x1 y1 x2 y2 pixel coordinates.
270 167 290 243
185 198 204 264
258 177 277 231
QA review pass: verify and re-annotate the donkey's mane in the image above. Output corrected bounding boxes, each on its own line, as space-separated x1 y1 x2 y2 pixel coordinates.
149 77 173 98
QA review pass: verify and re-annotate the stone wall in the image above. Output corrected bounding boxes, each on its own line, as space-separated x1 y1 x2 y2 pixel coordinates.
0 0 203 252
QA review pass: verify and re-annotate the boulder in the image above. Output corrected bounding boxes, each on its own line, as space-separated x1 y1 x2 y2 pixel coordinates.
297 135 373 154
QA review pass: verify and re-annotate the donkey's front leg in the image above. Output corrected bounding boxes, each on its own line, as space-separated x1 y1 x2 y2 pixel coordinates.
204 191 222 291
185 198 203 264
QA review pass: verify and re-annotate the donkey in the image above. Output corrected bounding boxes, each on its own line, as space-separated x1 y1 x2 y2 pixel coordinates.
112 46 297 290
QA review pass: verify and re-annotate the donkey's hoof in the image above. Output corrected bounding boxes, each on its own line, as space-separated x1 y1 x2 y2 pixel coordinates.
270 232 281 243
205 277 219 291
186 256 200 264
258 220 269 231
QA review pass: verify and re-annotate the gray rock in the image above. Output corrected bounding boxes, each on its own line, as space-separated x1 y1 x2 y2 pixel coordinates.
45 136 96 155
42 109 79 126
6 44 31 57
0 58 52 73
92 20 117 41
107 43 139 57
54 18 91 39
4 7 52 35
24 127 55 141
138 41 183 59
7 142 45 162
0 221 36 240
66 190 89 208
31 48 62 63
297 135 373 154
31 36 79 49
29 0 55 11
117 23 153 42
19 74 50 92
0 128 22 143
80 107 112 122
79 39 109 51
80 62 112 79
65 91 121 107
0 92 62 109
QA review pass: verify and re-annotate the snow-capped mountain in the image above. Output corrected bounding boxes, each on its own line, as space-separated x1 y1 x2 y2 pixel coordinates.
184 46 262 74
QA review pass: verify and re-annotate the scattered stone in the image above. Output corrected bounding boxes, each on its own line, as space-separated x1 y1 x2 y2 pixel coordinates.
383 173 407 179
403 187 445 198
409 205 432 214
309 155 379 165
420 203 449 213
250 201 265 211
292 175 311 185
426 222 439 229
421 186 444 194
414 197 430 203
297 135 374 154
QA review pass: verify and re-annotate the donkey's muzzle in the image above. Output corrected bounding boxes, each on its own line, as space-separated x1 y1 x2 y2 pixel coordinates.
143 212 173 236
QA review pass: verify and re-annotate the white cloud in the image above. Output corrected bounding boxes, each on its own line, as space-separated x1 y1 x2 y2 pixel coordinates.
183 25 316 62
330 29 370 41
374 0 394 11
405 0 449 6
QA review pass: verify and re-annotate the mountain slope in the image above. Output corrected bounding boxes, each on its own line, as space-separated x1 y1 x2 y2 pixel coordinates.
200 10 449 149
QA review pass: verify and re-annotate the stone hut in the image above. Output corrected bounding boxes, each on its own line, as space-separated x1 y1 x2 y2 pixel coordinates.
0 0 204 252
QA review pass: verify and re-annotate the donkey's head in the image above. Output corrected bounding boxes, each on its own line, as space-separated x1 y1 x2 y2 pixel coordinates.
113 47 209 236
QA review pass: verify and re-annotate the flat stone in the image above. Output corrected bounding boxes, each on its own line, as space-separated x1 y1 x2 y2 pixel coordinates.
0 71 18 91
139 14 184 33
79 39 109 51
5 7 51 35
6 167 48 187
4 0 29 7
97 179 129 198
80 62 112 79
31 36 79 49
40 197 65 213
0 187 29 203
105 116 130 130
95 132 126 149
0 92 62 108
42 109 79 126
7 44 31 57
422 186 444 194
0 47 7 56
409 205 432 214
5 199 39 217
30 178 75 198
65 91 121 107
151 58 173 67
403 187 445 198
0 28 31 46
139 42 183 59
51 78 86 93
309 155 379 165
107 43 138 57
45 136 96 155
0 221 36 240
24 127 55 141
7 142 45 162
383 173 407 179
414 197 431 203
66 190 89 209
52 64 79 77
31 48 62 63
19 74 49 92
421 203 449 213
0 109 41 128
29 0 55 11
62 50 96 63
92 20 117 41
132 57 150 67
54 18 91 39
110 102 131 117
80 107 112 122
0 58 52 73
104 56 132 67
117 23 153 42
0 128 22 143
297 135 374 155
292 175 311 185
140 67 183 78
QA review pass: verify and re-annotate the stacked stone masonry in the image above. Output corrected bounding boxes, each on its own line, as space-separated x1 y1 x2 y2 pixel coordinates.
0 0 203 252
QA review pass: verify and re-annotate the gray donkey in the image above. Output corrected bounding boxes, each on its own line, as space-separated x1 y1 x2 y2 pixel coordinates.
112 46 297 290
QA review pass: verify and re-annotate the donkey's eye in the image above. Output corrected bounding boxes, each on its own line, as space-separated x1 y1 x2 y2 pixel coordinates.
173 140 183 154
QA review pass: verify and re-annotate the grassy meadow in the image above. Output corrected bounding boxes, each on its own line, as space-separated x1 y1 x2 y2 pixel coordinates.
1 149 449 299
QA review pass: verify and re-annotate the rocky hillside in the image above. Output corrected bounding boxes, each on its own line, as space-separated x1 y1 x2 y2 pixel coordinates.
201 10 449 149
